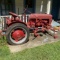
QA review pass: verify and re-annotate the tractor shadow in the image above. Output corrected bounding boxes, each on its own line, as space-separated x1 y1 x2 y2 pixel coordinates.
30 31 49 40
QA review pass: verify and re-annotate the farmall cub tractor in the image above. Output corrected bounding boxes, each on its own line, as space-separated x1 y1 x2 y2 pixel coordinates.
1 12 58 45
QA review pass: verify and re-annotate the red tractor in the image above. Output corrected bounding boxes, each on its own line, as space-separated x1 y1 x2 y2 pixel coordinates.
1 12 57 45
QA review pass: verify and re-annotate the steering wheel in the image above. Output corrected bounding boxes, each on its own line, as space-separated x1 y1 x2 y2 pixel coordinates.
9 12 19 17
23 8 32 14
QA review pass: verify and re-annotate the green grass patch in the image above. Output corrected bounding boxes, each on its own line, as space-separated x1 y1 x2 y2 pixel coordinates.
0 37 10 60
0 37 60 60
11 41 60 60
0 36 7 46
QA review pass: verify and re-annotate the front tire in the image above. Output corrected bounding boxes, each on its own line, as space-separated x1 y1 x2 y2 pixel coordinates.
6 23 29 45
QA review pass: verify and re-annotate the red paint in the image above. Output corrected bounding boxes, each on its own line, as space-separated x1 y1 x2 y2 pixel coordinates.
28 14 52 27
6 12 27 26
12 30 25 42
27 14 52 37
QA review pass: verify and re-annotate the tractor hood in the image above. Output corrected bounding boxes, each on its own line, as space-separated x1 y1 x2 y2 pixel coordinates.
29 14 52 19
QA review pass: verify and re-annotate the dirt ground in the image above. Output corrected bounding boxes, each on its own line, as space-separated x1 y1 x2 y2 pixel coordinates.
8 31 60 53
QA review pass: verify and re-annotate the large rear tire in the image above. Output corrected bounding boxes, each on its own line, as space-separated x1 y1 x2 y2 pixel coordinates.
6 23 29 45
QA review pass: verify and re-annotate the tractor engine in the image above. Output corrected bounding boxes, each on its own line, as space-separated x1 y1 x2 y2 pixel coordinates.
28 14 52 28
27 14 52 36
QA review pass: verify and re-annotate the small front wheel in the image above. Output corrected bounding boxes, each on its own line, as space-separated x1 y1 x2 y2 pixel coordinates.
6 23 29 45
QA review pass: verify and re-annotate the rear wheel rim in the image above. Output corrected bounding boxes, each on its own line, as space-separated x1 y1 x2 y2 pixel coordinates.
10 27 27 44
12 30 25 42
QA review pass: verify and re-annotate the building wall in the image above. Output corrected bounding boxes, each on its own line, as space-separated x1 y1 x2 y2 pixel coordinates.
15 0 24 14
15 0 48 14
36 0 48 13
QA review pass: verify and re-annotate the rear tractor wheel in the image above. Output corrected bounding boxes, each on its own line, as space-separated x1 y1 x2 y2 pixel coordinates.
6 23 29 45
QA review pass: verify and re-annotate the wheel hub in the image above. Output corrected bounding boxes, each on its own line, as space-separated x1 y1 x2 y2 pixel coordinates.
12 30 25 42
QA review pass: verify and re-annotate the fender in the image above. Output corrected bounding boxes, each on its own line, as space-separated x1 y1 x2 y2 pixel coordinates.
6 17 27 27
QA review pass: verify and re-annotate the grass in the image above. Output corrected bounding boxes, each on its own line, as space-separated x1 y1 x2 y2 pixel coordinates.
0 37 60 60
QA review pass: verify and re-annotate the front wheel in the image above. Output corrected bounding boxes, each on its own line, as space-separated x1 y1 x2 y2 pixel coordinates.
6 23 29 45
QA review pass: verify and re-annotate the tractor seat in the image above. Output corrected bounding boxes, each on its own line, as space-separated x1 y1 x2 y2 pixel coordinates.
9 12 19 17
